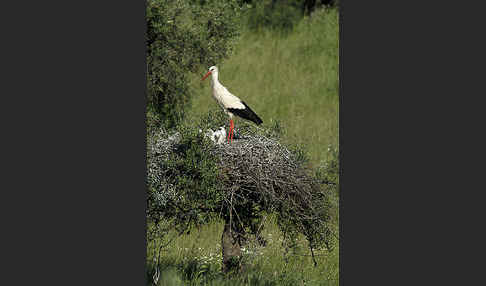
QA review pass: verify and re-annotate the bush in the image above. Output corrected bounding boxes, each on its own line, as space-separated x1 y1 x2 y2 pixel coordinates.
146 0 243 129
244 0 339 32
246 0 303 33
302 0 339 15
147 110 337 273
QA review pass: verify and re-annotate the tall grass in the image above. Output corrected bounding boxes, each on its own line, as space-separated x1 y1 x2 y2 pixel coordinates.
147 215 339 285
189 8 339 168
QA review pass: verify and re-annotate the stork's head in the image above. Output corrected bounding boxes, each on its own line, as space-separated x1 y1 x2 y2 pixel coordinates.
201 66 218 81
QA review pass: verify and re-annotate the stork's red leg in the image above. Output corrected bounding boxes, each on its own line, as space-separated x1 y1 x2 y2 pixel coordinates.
230 120 234 142
229 119 234 143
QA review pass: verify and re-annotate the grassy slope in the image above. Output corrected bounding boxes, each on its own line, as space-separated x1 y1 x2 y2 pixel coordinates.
148 8 340 285
189 8 339 168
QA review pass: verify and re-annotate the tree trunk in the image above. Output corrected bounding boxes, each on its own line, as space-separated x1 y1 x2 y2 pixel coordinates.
221 221 241 273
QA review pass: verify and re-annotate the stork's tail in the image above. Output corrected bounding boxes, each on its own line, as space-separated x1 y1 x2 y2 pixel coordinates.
227 101 263 125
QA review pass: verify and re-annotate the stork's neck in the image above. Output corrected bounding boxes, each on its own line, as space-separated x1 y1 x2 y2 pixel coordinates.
211 72 220 87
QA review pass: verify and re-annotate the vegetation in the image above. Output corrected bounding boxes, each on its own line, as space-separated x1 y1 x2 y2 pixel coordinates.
190 7 339 168
146 0 242 129
243 0 338 32
147 214 339 285
146 1 339 284
147 110 337 270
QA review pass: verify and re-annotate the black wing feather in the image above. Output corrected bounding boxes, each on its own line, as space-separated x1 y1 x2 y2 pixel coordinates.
227 101 263 125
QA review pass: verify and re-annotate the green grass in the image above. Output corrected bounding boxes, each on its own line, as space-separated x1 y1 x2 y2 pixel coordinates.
147 216 339 286
147 8 340 285
189 8 339 168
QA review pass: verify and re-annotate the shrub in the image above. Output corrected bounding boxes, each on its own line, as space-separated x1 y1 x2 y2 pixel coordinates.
244 0 339 32
146 0 243 129
246 0 304 33
147 110 337 273
302 0 339 15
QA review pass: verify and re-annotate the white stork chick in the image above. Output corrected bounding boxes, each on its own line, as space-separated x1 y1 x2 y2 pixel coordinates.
201 66 263 143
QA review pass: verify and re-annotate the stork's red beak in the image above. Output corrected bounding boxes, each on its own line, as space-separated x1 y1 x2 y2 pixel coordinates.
201 71 211 81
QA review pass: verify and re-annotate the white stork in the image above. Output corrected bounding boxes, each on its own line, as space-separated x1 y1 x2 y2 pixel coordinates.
201 66 263 143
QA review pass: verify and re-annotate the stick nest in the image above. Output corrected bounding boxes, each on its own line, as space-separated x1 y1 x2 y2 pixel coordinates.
147 120 337 252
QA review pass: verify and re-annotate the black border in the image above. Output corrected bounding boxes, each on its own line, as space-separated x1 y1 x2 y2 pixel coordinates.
1 1 147 285
339 0 481 284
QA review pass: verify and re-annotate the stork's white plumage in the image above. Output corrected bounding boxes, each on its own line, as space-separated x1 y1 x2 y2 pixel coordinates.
202 66 263 143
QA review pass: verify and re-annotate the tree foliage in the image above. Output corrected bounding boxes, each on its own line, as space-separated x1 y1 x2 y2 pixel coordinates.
146 0 242 129
147 110 338 271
